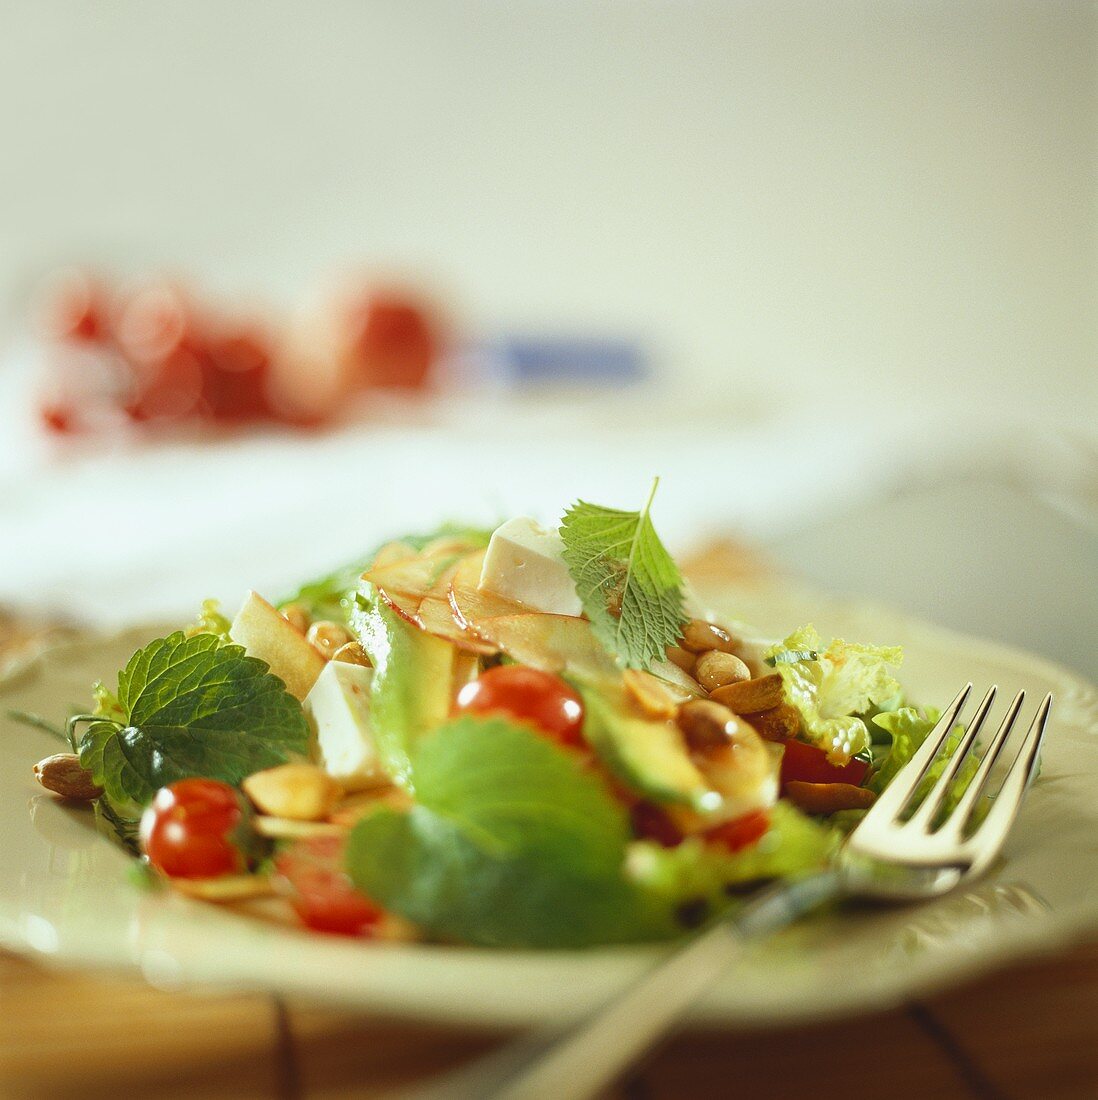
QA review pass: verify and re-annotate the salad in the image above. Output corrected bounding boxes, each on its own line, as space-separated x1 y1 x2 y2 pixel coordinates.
27 482 969 948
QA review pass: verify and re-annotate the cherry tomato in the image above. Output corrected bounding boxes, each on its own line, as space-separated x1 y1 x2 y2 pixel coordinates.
454 666 585 746
348 294 436 390
139 779 245 879
780 739 869 790
274 835 381 936
706 809 771 853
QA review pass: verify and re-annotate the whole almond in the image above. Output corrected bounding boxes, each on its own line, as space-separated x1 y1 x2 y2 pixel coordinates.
709 673 784 715
242 764 343 821
694 650 751 692
33 753 103 802
675 699 750 752
679 619 742 655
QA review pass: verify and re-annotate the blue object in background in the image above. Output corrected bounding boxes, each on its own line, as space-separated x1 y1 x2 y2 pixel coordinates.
495 337 647 383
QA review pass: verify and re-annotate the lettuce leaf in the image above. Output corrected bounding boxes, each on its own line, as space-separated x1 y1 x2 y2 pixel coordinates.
766 625 903 762
869 706 978 816
625 803 840 921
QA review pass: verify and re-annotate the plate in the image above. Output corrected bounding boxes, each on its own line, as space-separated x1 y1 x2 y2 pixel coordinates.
2 583 1097 1029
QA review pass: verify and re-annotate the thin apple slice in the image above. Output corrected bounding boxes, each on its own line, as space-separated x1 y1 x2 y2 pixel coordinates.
468 612 619 681
418 596 498 655
230 591 327 700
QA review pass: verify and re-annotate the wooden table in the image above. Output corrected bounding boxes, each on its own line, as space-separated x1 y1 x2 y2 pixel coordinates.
4 943 1098 1099
3 598 1097 1100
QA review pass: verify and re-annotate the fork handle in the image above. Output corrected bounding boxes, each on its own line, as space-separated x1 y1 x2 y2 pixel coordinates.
404 871 842 1100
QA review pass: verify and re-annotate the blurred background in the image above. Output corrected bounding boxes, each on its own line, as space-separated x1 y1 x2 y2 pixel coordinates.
0 1 1095 676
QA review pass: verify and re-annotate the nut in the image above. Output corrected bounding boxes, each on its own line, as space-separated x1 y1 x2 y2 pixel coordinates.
679 619 741 655
623 669 680 719
665 646 696 675
694 650 751 692
242 764 344 821
709 673 784 715
784 781 876 815
306 620 353 660
748 703 801 742
331 641 371 667
280 602 311 634
32 753 103 802
676 699 747 752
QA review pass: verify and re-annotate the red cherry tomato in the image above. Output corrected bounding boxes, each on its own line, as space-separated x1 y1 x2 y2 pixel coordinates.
454 666 585 746
345 294 437 390
274 835 381 936
706 809 771 853
139 779 245 879
780 739 869 789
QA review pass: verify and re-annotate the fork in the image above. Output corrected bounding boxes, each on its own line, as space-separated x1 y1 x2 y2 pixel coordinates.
403 684 1052 1100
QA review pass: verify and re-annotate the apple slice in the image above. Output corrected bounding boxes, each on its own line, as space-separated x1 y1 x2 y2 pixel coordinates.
418 596 498 655
230 591 327 700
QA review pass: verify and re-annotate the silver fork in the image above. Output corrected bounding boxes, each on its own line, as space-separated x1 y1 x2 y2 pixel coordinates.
403 684 1052 1100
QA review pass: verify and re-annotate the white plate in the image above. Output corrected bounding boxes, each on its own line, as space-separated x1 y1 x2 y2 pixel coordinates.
2 584 1097 1029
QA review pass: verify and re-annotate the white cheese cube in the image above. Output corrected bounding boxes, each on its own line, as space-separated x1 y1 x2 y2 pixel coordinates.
478 516 583 617
303 661 386 790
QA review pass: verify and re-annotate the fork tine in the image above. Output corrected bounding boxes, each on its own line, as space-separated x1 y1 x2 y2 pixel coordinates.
906 686 997 832
940 690 1027 834
962 693 1052 874
861 683 972 827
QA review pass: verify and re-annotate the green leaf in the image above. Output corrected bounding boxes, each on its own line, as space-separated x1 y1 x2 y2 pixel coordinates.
765 625 903 762
346 716 671 946
79 631 308 807
627 803 839 917
559 480 687 671
869 706 979 816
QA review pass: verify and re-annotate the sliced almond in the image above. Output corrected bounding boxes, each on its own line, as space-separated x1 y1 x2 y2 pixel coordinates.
331 641 371 667
32 753 103 802
709 673 784 714
748 703 802 742
784 781 876 815
171 874 277 902
243 764 344 822
327 787 409 827
253 816 347 839
623 669 680 719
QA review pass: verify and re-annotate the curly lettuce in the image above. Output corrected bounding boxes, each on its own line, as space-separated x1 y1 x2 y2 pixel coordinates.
766 625 903 763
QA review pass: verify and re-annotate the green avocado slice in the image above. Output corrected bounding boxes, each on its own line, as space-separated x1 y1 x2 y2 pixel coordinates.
350 582 455 792
573 677 721 813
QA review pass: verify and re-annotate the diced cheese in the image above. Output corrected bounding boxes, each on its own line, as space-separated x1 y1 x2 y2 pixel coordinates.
303 661 386 791
477 516 583 617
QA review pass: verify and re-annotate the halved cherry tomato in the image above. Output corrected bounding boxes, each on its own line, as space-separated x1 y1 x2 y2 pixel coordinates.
780 739 868 790
139 779 245 879
706 809 771 853
454 665 585 747
274 835 381 936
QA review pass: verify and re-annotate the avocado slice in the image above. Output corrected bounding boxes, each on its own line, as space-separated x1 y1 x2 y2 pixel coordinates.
350 583 456 792
574 678 721 813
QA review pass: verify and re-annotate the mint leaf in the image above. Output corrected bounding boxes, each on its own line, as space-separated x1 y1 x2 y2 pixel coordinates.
346 717 670 946
559 480 687 671
79 631 308 807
